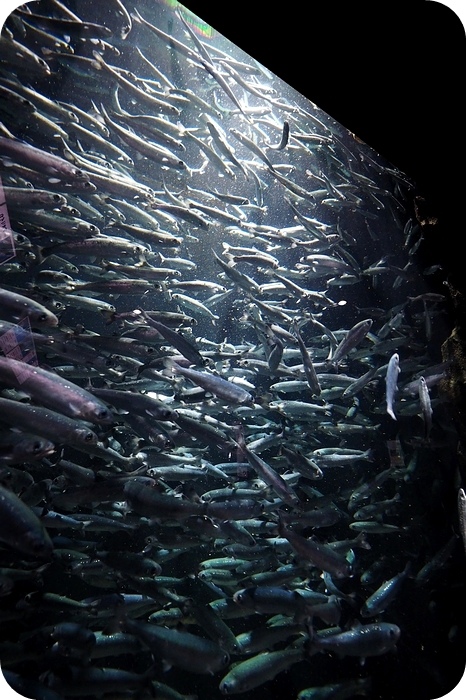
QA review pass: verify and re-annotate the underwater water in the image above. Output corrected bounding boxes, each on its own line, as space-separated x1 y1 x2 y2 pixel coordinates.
0 1 465 699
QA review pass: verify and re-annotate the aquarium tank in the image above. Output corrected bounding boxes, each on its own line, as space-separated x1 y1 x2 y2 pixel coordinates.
0 1 464 699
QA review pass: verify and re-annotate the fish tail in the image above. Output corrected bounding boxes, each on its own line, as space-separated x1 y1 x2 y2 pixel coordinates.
303 622 319 656
91 50 104 69
387 407 397 420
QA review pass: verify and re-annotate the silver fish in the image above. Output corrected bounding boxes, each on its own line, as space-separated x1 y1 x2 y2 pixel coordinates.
0 356 114 424
386 352 401 420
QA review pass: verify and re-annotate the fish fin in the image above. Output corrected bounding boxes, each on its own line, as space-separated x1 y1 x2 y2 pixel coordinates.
403 561 416 579
41 243 60 257
91 50 105 68
303 622 319 656
354 532 371 550
162 357 178 374
102 310 117 325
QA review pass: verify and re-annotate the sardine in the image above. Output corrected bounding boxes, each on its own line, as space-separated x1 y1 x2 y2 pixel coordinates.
385 353 401 420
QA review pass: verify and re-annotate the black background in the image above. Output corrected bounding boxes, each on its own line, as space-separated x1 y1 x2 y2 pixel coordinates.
174 7 466 698
182 1 465 292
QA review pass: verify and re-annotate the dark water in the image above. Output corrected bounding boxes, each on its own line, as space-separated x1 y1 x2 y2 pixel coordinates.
0 1 464 699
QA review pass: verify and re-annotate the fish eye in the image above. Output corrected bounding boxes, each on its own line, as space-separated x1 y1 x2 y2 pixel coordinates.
220 681 232 695
222 653 230 665
38 313 48 322
32 441 44 454
84 431 95 442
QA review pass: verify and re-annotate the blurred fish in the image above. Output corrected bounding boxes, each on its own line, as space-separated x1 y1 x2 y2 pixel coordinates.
122 617 230 674
328 319 373 367
309 622 401 662
297 678 372 700
0 397 100 447
418 375 433 439
168 360 253 405
278 517 352 579
219 645 305 695
0 286 59 326
0 135 89 183
0 355 114 424
458 488 466 556
0 431 55 464
0 483 53 560
360 562 412 617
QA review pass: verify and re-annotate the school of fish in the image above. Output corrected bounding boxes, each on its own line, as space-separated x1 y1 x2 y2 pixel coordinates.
0 1 463 699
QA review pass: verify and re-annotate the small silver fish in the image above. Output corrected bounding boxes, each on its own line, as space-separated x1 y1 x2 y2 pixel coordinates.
385 352 401 420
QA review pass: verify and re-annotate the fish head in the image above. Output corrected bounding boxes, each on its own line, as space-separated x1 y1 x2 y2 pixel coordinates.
385 623 401 644
88 403 114 425
30 309 59 327
74 427 99 445
212 650 230 675
219 677 238 695
25 437 56 460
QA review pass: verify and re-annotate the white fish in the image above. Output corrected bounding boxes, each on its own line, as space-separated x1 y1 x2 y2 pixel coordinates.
385 353 401 420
